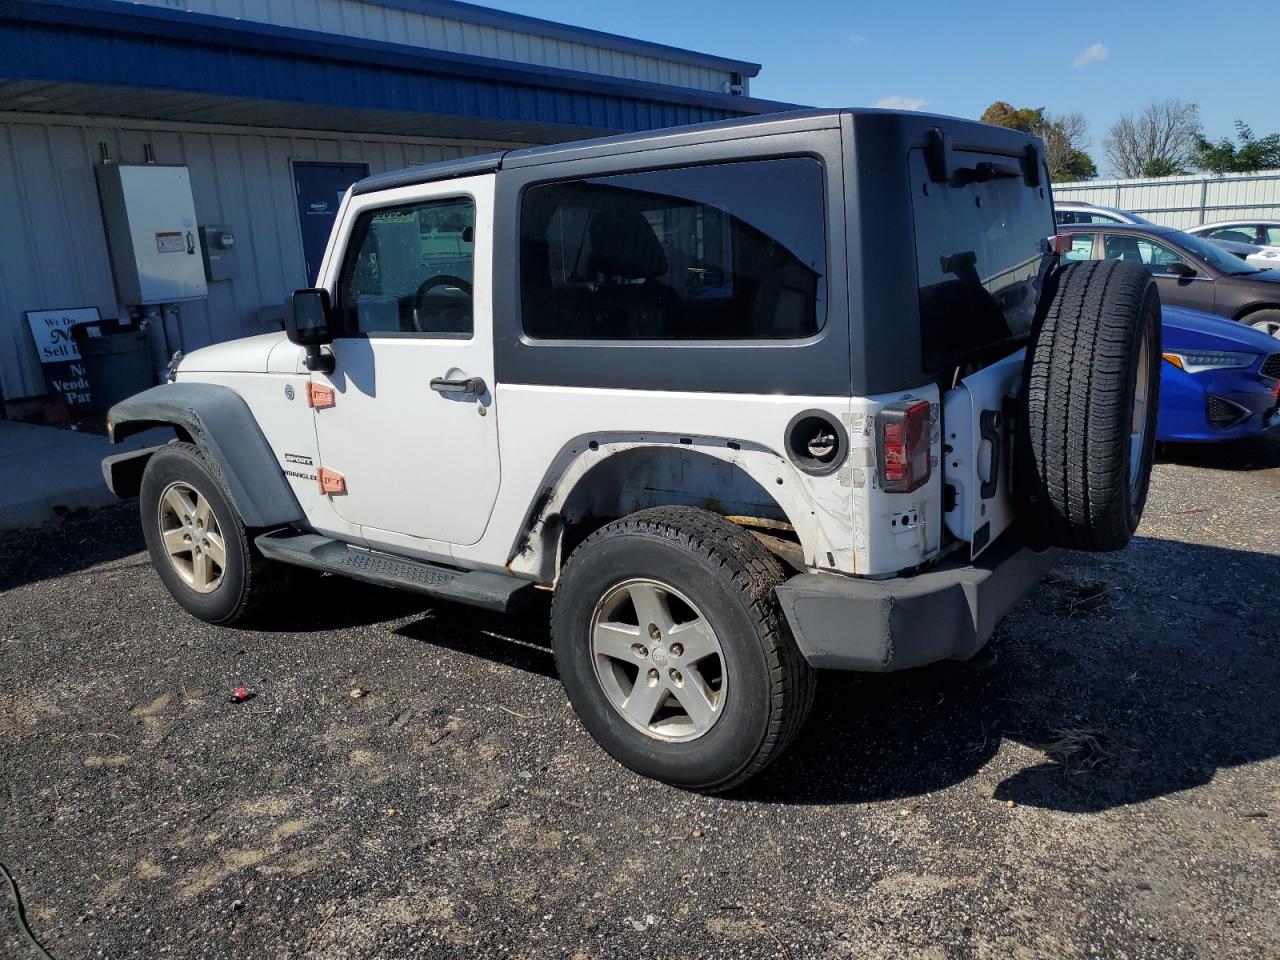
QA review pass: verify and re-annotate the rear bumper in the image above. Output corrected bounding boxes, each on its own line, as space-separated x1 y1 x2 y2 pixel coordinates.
775 533 1058 671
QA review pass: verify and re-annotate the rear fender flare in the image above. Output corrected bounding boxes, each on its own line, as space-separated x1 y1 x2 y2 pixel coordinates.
106 383 303 529
506 435 841 583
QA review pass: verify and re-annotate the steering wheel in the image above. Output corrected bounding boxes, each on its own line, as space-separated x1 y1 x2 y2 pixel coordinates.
412 275 473 333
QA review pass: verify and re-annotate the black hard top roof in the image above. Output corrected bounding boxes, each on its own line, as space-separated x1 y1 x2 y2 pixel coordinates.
351 109 844 194
350 107 1042 195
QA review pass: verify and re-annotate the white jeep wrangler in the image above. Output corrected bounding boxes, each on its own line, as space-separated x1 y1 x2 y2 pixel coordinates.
103 109 1161 791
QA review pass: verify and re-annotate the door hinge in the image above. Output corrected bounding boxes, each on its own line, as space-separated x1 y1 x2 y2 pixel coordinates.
317 468 345 495
307 382 335 409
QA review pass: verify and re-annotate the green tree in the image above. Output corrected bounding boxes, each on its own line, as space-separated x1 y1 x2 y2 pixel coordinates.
980 101 1097 181
980 101 1044 133
1192 121 1280 174
1141 157 1185 178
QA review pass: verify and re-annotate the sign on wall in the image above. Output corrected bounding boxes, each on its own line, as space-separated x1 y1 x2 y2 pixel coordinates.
25 307 101 411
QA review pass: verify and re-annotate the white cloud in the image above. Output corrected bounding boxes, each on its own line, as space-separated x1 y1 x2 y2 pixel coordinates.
1073 42 1108 68
848 32 869 44
875 96 929 111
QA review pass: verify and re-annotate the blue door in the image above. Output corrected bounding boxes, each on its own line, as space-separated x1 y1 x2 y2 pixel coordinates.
293 162 369 284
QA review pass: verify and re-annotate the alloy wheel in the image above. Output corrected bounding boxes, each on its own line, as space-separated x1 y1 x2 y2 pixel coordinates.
157 481 226 594
590 578 726 742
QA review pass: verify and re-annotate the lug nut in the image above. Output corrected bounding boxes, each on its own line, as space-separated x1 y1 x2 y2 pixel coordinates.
668 669 683 685
648 623 661 641
646 668 660 685
670 643 684 658
631 643 648 657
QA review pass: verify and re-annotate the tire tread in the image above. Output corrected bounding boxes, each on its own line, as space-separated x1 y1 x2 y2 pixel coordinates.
552 506 815 792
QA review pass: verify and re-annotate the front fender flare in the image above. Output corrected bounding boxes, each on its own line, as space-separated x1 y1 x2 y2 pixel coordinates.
106 383 303 529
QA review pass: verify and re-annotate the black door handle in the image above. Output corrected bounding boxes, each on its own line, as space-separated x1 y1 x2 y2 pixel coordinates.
430 376 485 396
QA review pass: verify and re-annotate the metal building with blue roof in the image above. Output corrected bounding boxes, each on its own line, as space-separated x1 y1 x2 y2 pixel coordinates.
0 0 789 411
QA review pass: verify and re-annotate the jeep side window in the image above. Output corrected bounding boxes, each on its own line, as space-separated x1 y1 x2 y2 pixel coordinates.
337 197 475 337
519 157 826 340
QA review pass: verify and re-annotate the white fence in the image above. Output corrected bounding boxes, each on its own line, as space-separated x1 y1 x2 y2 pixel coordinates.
1052 170 1280 229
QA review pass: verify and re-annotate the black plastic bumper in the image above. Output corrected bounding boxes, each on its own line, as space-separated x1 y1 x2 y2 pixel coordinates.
775 534 1059 671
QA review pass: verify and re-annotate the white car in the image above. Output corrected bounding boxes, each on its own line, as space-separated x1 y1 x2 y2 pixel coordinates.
1186 221 1280 272
1054 200 1156 226
101 110 1160 791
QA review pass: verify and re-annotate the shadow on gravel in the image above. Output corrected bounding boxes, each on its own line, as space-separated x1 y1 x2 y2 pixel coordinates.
0 503 144 592
737 537 1280 813
1158 433 1280 471
247 574 436 632
395 595 558 679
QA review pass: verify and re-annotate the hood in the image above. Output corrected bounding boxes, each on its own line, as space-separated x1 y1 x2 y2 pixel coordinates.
177 333 288 374
1162 306 1280 355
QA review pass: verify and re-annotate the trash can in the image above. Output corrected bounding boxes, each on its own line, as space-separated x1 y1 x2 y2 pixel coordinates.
70 318 155 419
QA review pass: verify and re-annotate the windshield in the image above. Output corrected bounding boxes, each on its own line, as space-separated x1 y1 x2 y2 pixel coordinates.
1173 230 1264 275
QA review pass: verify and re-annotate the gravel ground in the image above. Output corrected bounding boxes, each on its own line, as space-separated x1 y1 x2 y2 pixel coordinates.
2 437 1278 959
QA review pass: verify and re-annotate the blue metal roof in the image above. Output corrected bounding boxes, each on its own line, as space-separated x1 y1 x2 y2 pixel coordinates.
361 0 761 78
0 1 789 138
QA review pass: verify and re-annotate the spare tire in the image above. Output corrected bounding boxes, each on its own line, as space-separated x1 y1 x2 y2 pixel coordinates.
1017 259 1161 551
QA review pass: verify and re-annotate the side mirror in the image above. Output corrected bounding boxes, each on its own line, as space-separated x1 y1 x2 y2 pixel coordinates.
286 288 335 346
1166 262 1196 278
285 288 336 373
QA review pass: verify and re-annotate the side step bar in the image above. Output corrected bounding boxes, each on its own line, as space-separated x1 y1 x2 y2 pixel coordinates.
254 530 537 614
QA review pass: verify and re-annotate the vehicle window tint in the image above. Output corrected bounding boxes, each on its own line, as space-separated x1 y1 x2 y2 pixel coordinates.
1207 227 1255 244
1264 226 1280 246
1102 234 1188 272
338 197 475 336
1063 235 1094 262
911 148 1054 367
1086 213 1122 224
519 158 826 340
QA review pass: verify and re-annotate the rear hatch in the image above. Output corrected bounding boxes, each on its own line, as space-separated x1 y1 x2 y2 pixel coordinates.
908 128 1056 556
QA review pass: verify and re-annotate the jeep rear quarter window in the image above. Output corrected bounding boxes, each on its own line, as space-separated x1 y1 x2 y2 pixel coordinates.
519 157 826 341
911 149 1054 369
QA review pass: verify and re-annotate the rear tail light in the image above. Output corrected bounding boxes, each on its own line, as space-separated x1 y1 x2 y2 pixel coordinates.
877 400 932 493
1050 234 1074 255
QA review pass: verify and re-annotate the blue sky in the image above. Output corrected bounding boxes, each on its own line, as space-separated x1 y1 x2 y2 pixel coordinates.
483 0 1275 177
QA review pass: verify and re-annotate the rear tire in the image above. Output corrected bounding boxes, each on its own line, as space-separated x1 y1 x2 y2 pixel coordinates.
139 442 284 625
551 507 815 792
1017 259 1161 551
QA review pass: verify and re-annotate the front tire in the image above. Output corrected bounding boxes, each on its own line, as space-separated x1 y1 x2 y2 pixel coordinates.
551 507 815 792
139 442 274 625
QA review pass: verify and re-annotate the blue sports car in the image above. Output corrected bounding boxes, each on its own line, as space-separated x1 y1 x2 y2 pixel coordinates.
1158 305 1280 442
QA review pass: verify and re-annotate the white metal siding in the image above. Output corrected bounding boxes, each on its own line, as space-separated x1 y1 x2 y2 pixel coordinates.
0 114 514 401
1053 170 1280 229
129 0 737 93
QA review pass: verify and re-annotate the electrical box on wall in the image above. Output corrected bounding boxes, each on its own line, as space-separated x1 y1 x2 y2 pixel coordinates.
199 225 238 282
96 165 208 304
